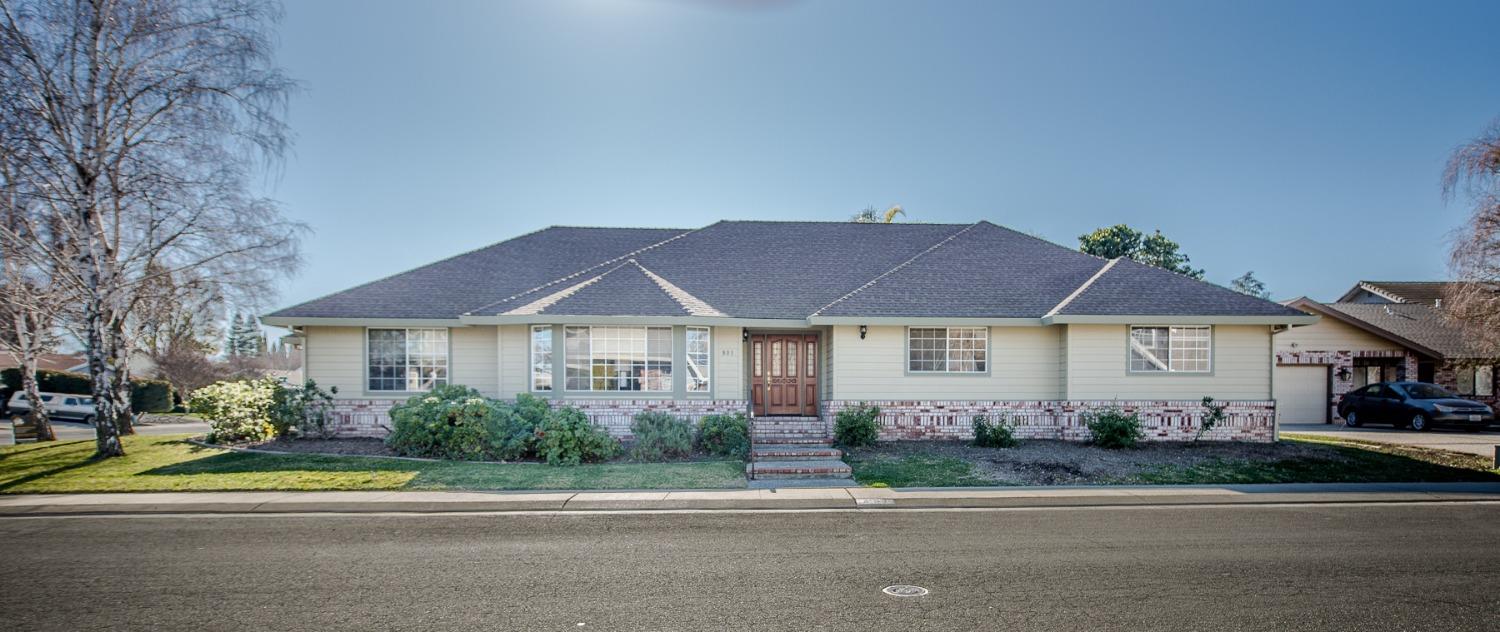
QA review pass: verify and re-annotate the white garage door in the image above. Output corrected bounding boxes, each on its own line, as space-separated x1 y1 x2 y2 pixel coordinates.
1275 365 1329 425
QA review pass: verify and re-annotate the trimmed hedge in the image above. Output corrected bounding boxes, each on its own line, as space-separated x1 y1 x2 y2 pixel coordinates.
1 368 175 413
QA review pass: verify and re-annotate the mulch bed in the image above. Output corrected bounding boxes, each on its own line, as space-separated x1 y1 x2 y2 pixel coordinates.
846 440 1350 485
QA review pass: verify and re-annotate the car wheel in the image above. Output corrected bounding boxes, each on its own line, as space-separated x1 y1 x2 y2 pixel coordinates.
80 415 94 426
1409 413 1430 432
1344 411 1361 427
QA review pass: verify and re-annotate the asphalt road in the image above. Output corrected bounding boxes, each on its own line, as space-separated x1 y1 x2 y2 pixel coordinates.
1283 422 1500 457
1 503 1497 631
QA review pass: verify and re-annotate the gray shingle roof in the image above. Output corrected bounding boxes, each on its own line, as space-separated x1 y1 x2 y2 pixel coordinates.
1057 257 1309 317
536 262 691 317
815 221 1108 317
269 220 1308 321
1324 303 1480 358
269 227 688 319
1338 281 1464 306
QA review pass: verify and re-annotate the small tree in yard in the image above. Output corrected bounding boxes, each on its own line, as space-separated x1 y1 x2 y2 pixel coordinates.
0 0 305 457
1197 397 1227 441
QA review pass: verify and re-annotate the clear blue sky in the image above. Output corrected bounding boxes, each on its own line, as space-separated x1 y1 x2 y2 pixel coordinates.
261 0 1500 312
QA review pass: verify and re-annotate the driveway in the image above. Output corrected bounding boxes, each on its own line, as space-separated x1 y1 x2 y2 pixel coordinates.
1282 422 1500 458
0 418 209 445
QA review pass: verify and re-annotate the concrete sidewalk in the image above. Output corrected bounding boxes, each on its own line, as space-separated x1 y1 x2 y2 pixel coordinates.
3 482 1499 515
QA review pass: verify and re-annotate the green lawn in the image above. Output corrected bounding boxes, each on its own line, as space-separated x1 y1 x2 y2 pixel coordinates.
0 434 747 493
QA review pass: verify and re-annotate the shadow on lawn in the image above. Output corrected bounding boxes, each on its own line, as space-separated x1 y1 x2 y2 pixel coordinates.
0 440 109 492
144 449 421 477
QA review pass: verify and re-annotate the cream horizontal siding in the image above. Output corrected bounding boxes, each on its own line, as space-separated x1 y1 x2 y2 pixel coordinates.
1273 315 1405 354
497 324 530 398
829 325 1064 400
711 326 744 399
303 326 365 396
451 326 498 397
1065 324 1272 400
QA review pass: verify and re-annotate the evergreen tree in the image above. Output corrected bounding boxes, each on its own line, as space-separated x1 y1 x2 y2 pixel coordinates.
1231 271 1271 300
224 313 243 357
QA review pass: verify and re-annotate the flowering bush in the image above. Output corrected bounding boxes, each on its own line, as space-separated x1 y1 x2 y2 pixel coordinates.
268 380 339 439
535 407 621 466
190 379 278 443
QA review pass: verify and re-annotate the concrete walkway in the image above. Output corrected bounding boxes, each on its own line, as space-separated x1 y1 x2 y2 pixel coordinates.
1283 422 1500 458
2 482 1498 516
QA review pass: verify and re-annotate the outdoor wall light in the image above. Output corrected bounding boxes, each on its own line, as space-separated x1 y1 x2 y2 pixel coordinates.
1336 367 1351 381
860 325 868 339
742 329 749 342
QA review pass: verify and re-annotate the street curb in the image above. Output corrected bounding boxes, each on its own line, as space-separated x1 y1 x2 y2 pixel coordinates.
2 483 1499 516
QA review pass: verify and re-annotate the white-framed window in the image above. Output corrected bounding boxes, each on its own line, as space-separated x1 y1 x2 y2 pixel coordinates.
563 326 673 392
1128 326 1211 373
908 327 988 373
367 328 449 391
686 326 711 392
1457 364 1493 396
530 325 553 391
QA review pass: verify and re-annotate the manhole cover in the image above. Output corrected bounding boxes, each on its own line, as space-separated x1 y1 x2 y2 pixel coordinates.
882 585 929 597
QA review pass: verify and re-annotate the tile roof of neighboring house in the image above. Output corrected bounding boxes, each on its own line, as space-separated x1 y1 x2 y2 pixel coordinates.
268 220 1308 322
1323 303 1481 359
1336 281 1461 305
1055 257 1305 317
0 352 87 372
271 226 691 319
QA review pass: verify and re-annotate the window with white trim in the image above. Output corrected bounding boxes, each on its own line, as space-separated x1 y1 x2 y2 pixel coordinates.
908 327 987 373
1128 326 1211 373
530 326 553 391
686 326 711 392
367 328 449 391
564 326 673 391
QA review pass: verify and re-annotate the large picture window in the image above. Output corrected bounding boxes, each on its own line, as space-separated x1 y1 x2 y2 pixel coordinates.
531 326 553 391
367 328 449 392
564 326 673 391
686 326 711 392
1128 326 1211 373
908 327 987 373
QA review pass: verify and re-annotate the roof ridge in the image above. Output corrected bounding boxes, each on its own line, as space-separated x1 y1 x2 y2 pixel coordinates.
632 261 725 317
1044 257 1121 318
810 222 981 317
502 261 631 315
465 225 709 315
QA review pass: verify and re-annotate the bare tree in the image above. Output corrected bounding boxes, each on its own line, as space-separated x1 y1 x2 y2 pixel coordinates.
0 0 303 457
0 153 66 441
1442 119 1500 355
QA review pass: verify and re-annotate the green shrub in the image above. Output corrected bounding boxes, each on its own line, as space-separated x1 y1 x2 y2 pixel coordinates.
834 403 880 448
972 415 1018 448
385 385 508 460
1197 396 1226 441
479 393 550 461
190 379 278 443
628 411 694 462
1084 408 1143 449
535 407 621 466
698 412 750 459
130 379 174 413
268 380 340 439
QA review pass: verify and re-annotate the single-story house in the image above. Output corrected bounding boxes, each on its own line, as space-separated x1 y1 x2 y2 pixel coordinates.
1273 281 1498 423
263 221 1316 442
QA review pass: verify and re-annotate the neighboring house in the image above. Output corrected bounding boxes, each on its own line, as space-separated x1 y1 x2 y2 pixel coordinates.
63 350 157 378
262 221 1315 442
0 352 87 373
1274 281 1497 424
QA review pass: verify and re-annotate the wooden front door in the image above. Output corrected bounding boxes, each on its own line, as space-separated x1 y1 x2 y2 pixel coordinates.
749 333 819 416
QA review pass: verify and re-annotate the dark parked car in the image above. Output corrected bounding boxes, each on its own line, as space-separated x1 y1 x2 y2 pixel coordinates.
1337 381 1495 431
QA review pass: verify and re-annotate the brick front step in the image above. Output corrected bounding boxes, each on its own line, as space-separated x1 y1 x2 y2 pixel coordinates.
747 459 853 479
751 445 843 461
750 434 831 444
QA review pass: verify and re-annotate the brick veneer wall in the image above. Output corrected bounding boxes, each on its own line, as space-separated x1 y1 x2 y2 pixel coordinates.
1436 360 1499 408
820 399 1276 443
326 398 749 439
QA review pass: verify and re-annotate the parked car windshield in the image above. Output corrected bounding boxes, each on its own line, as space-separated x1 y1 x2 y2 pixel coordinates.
1402 383 1454 399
